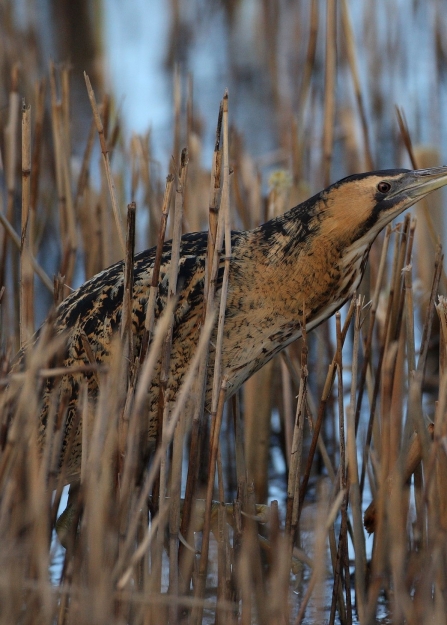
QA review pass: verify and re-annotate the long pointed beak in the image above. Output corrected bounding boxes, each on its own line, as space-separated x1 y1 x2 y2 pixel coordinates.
392 166 447 202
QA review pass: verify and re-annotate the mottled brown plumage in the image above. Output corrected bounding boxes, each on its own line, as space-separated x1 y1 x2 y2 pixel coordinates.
10 167 447 480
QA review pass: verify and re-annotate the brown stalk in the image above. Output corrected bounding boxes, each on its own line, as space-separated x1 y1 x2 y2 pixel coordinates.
280 356 294 460
341 0 373 170
0 207 53 294
282 351 336 482
179 98 223 562
118 202 136 470
329 313 350 625
139 173 174 362
30 79 45 216
354 225 390 431
84 72 126 256
120 202 136 354
0 64 20 293
216 447 230 624
416 244 443 375
113 313 215 583
322 0 337 187
210 92 231 412
153 149 188 599
294 487 345 624
347 298 366 616
50 63 77 288
285 324 308 540
74 116 96 212
192 379 228 625
297 0 319 121
359 225 409 497
396 106 447 292
191 91 230 625
20 101 33 347
298 299 355 513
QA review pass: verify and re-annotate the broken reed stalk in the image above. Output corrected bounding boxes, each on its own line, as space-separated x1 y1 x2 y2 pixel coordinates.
84 71 126 256
178 100 224 582
192 90 230 625
180 101 224 556
20 101 33 347
140 173 174 362
168 155 191 619
152 147 188 597
118 202 136 468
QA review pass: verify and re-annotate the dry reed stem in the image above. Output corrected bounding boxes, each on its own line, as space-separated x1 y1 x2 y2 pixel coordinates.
0 209 53 293
210 92 230 413
281 351 336 482
74 117 96 212
114 312 215 580
50 63 77 289
118 202 136 467
192 91 230 625
20 101 33 346
298 299 355 514
363 423 435 534
341 0 373 170
294 487 345 624
297 0 319 122
285 325 307 539
396 106 447 292
0 64 20 292
177 100 224 577
360 227 407 497
30 79 45 216
84 72 125 256
280 357 294 459
322 0 336 187
328 312 350 625
140 173 174 361
417 244 443 375
347 299 367 617
151 148 188 600
191 378 228 625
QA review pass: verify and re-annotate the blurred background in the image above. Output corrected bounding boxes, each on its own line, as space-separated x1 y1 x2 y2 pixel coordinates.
4 0 447 234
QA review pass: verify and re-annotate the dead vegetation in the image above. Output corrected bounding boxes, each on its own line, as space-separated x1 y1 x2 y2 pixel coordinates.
1 2 447 624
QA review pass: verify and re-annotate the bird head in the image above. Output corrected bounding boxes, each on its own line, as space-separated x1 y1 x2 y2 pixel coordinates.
321 166 447 246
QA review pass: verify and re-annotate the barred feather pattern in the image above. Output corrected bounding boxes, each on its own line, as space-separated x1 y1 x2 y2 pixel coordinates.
11 171 414 481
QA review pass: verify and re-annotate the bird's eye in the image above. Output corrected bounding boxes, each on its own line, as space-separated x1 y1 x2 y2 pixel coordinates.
377 181 391 193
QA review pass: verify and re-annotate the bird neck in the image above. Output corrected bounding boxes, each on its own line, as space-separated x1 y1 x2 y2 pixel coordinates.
244 197 369 323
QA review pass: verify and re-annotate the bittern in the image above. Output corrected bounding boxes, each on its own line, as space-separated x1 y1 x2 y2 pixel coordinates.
8 167 447 481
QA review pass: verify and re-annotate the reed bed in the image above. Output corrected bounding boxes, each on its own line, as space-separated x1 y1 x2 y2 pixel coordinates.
1 1 447 624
